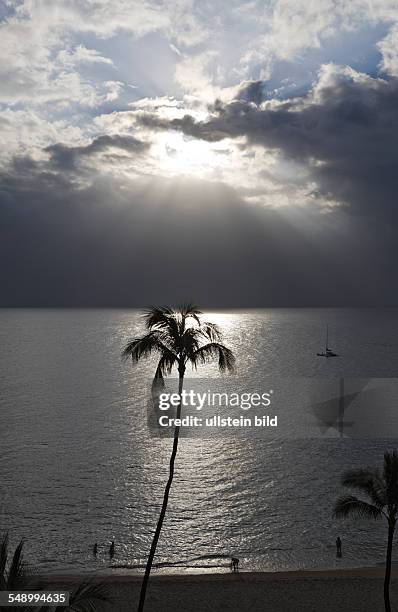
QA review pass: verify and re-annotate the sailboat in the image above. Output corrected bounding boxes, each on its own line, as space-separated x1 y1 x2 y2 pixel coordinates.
317 324 338 357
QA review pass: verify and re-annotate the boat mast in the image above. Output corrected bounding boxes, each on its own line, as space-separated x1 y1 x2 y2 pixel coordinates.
326 324 329 352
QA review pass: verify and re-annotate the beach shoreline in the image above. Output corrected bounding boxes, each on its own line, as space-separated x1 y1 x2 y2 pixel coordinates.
47 565 389 581
43 566 397 611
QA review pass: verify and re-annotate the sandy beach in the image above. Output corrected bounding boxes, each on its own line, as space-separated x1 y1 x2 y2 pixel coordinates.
46 567 398 612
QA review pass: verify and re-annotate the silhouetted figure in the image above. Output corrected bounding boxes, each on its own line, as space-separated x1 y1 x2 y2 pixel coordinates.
231 557 239 572
93 542 98 557
336 536 342 558
109 540 115 560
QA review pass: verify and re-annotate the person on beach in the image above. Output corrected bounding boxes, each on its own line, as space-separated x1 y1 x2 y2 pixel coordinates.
336 536 342 558
231 557 239 572
93 542 98 557
109 540 115 559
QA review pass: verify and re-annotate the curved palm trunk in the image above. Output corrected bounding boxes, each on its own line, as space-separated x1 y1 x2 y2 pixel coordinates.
384 519 395 612
137 371 185 612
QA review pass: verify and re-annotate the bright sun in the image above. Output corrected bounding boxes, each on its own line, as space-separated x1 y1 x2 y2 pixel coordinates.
154 132 229 179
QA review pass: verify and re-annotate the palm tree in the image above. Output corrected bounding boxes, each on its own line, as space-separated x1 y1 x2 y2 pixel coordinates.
122 304 235 612
0 533 30 594
333 450 398 612
0 533 111 611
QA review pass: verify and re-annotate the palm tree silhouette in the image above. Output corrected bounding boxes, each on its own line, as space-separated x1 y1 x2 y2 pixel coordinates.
122 304 235 612
334 450 398 612
0 533 111 611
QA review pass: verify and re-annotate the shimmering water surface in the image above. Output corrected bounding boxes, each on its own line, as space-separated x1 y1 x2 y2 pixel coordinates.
1 308 398 574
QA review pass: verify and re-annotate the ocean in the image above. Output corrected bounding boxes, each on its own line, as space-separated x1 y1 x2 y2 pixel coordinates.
1 308 398 574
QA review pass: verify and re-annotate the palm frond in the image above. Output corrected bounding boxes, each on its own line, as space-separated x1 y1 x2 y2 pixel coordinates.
143 306 181 345
179 303 202 326
122 331 176 363
66 580 112 612
38 579 112 612
7 539 27 590
191 342 235 372
341 469 386 508
152 353 177 390
181 328 202 355
37 580 112 612
143 306 174 328
333 495 382 520
200 322 222 342
0 533 8 590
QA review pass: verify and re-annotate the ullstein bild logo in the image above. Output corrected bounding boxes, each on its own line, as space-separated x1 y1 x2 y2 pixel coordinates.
157 413 278 428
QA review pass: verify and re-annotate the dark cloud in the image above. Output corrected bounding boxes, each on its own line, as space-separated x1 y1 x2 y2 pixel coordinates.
235 80 266 105
0 147 397 307
45 134 149 171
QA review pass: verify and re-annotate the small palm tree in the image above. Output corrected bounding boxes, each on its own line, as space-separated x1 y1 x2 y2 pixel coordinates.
334 451 398 612
0 533 30 593
0 533 111 611
122 304 235 612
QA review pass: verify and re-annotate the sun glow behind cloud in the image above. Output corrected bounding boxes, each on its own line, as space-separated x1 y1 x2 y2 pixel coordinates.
152 132 233 179
2 1 398 213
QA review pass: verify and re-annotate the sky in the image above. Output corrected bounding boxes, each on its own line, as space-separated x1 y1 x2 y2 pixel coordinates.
1 0 398 307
